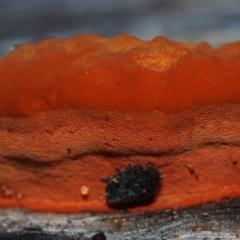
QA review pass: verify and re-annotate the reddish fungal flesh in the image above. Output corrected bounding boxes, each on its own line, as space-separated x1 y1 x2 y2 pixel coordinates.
0 35 240 212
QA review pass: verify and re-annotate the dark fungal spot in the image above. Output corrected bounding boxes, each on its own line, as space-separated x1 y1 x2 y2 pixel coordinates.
104 164 161 208
67 148 71 155
231 160 238 165
104 114 109 122
91 231 106 240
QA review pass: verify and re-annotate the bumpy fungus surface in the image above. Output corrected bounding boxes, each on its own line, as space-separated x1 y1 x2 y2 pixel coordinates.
0 35 240 212
1 34 240 117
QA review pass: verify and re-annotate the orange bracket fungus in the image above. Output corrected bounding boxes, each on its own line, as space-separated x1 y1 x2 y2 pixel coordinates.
0 34 240 212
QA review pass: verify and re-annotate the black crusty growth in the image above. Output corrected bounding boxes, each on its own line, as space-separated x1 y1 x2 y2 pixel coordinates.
105 164 161 208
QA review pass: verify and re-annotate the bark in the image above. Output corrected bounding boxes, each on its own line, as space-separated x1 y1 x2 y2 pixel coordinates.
0 198 240 240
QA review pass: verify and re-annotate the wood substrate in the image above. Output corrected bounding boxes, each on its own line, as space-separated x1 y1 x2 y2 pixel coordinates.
0 35 240 212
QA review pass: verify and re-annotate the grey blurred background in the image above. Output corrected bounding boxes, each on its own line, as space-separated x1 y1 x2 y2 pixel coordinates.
0 0 240 57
